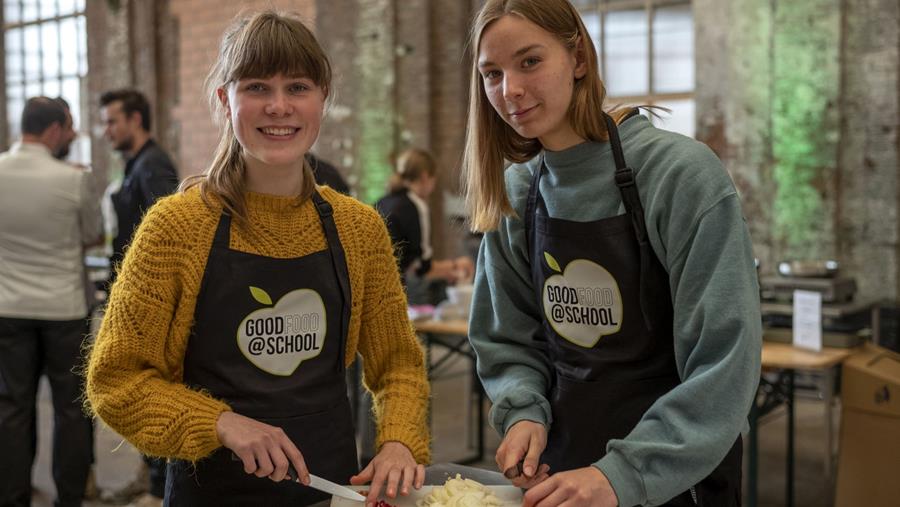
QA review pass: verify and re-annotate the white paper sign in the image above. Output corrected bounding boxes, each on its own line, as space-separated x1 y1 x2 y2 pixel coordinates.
793 290 822 351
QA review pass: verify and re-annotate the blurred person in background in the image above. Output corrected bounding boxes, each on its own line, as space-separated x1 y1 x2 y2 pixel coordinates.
52 96 103 502
0 96 102 507
307 153 350 195
99 88 178 506
376 147 474 305
100 89 179 283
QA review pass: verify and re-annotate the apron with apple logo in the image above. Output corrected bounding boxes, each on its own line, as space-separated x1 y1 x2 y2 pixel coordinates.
524 112 742 506
164 190 358 506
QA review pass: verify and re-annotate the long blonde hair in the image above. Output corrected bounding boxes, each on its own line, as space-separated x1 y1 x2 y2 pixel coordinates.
180 10 332 228
387 148 437 193
461 0 629 232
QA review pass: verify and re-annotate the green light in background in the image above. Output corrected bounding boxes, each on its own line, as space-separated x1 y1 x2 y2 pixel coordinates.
354 1 395 204
771 0 839 259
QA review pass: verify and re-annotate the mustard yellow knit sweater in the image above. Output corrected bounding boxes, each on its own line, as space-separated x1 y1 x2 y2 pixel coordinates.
86 186 430 463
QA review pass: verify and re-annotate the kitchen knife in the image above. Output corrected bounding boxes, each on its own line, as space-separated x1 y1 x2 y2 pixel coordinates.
307 473 367 502
230 452 365 502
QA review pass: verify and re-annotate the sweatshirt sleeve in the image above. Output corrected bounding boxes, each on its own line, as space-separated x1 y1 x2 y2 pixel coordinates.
595 194 762 507
468 166 554 435
355 208 431 463
85 200 231 461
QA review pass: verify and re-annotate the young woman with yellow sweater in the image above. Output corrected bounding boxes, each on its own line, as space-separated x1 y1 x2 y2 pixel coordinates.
86 11 429 507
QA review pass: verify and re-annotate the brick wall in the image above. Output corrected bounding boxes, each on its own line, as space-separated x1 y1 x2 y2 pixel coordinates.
695 0 900 300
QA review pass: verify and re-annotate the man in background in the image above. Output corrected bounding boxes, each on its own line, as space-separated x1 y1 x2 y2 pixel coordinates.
99 89 178 507
100 89 178 282
0 96 102 507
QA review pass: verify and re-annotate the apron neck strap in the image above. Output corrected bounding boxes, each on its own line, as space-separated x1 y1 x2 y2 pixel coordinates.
212 212 233 249
603 112 647 244
311 190 353 370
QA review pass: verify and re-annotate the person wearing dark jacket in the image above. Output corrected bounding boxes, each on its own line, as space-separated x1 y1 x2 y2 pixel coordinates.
99 88 178 507
376 148 473 290
100 89 179 282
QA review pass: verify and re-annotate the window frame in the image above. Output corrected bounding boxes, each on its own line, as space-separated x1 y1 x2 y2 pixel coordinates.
3 0 88 153
576 0 694 133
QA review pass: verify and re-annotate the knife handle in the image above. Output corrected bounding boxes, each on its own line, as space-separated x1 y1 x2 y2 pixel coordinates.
503 460 525 480
230 451 300 482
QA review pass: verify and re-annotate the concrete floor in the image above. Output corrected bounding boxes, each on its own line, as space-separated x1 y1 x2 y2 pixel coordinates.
32 353 839 507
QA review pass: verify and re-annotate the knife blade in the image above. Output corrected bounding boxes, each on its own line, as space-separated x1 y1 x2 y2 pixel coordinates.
230 452 365 502
307 473 366 502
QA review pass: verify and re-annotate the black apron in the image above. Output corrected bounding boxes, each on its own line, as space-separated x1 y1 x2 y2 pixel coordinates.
165 191 358 506
524 113 742 507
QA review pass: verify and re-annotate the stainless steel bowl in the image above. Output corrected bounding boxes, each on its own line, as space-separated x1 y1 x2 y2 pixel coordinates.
777 260 839 278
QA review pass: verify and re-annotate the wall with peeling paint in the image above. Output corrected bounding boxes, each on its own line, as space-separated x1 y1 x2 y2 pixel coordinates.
81 0 898 299
695 0 899 301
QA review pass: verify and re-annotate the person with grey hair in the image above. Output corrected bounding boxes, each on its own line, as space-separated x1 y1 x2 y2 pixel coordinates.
0 96 102 507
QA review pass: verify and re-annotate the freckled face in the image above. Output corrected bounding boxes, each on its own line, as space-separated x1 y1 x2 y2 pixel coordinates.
219 73 325 171
478 15 586 151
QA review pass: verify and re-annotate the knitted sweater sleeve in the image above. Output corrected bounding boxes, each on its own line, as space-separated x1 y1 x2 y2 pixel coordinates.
353 206 431 463
86 198 230 461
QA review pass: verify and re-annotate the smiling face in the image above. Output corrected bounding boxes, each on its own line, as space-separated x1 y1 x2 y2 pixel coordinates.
478 14 586 151
218 73 325 173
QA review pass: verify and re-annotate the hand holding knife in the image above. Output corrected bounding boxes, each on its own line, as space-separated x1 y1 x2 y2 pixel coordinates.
502 459 551 488
231 452 366 502
503 459 526 480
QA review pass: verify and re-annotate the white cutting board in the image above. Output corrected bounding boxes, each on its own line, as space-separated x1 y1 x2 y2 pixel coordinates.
330 485 523 507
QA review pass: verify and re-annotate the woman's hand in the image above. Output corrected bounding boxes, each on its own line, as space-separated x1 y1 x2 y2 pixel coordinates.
496 420 549 489
522 467 618 507
216 411 308 484
350 441 425 506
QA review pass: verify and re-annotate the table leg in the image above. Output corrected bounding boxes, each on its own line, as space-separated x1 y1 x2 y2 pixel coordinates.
786 370 795 507
823 366 835 504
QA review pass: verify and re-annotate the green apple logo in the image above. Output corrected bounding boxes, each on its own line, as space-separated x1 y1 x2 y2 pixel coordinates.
542 252 623 348
237 286 327 376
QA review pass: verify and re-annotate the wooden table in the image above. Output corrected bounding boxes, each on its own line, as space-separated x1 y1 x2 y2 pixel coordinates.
413 319 468 337
749 341 860 507
412 319 485 465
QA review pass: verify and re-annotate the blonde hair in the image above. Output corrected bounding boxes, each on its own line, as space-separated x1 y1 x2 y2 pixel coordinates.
180 10 332 228
387 148 437 193
461 0 630 232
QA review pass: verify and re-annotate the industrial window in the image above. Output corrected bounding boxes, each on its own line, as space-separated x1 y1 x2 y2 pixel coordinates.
4 0 89 162
573 0 695 137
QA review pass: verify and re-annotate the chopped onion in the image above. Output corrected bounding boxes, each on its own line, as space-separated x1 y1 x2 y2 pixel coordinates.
416 474 503 507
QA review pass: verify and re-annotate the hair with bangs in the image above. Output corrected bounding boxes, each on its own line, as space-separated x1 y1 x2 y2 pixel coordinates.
181 10 332 228
461 0 630 232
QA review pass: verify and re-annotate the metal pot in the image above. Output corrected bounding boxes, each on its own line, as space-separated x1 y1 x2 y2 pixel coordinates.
777 260 839 278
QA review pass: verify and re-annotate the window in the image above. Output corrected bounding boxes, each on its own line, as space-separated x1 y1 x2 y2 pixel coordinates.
4 0 89 163
574 0 695 137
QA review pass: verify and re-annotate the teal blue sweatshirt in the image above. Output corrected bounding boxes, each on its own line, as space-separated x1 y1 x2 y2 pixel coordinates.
468 114 761 506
